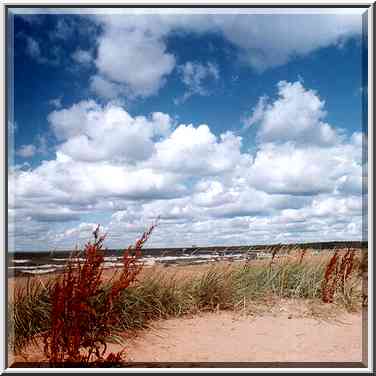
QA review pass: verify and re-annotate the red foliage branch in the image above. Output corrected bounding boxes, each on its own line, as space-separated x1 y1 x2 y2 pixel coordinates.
268 244 280 267
322 248 356 303
322 250 339 303
43 222 157 366
337 248 355 290
298 249 307 265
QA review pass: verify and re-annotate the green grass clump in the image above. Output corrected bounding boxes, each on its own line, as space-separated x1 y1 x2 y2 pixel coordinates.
9 278 52 352
189 266 236 311
113 272 193 331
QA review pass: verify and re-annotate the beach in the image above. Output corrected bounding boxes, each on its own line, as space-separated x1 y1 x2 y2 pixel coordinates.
8 259 365 367
10 301 363 365
119 309 363 363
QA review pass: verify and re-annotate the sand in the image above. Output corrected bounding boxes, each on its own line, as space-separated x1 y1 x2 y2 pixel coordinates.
10 305 364 366
120 311 363 363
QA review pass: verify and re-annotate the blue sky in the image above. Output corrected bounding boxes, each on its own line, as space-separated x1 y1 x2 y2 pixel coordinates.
8 8 368 251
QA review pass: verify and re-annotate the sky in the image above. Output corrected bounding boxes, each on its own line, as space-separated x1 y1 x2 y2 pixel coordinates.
8 8 368 252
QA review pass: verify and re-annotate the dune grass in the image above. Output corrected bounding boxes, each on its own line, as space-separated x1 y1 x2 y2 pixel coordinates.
9 277 53 352
9 248 365 357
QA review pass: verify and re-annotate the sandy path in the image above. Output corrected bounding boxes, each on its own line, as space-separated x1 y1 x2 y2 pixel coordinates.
119 311 363 363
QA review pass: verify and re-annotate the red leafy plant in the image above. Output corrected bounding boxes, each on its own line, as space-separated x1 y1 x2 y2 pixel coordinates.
322 248 356 303
268 244 280 267
43 222 157 366
298 248 307 265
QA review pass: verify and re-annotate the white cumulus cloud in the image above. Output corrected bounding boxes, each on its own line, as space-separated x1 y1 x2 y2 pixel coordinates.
94 24 175 98
48 100 173 163
10 79 366 250
253 80 342 146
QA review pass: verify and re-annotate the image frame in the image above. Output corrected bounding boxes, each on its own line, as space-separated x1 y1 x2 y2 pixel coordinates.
1 1 374 373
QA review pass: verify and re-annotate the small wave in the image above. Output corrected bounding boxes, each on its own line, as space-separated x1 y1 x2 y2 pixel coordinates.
39 264 65 269
52 257 87 262
104 256 120 262
22 268 57 275
141 259 156 266
9 265 40 270
102 262 125 269
9 264 66 270
69 257 86 262
191 259 216 264
12 259 31 264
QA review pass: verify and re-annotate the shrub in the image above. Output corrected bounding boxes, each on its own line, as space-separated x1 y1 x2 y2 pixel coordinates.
43 223 157 366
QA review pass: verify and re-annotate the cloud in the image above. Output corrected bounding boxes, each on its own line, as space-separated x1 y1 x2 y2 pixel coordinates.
49 97 62 109
16 134 50 159
72 49 93 65
47 100 98 141
11 156 187 213
48 100 173 163
94 24 175 98
247 142 362 196
61 222 99 244
243 95 268 129
30 208 82 223
89 75 126 100
175 61 219 104
253 80 342 146
35 134 49 155
278 195 364 225
16 12 362 107
11 79 366 250
25 37 45 62
51 18 74 40
148 124 245 175
87 12 361 100
212 13 361 72
23 35 60 65
16 144 37 158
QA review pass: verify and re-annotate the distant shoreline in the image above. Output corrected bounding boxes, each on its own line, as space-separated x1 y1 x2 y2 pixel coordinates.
7 241 368 278
8 240 368 256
